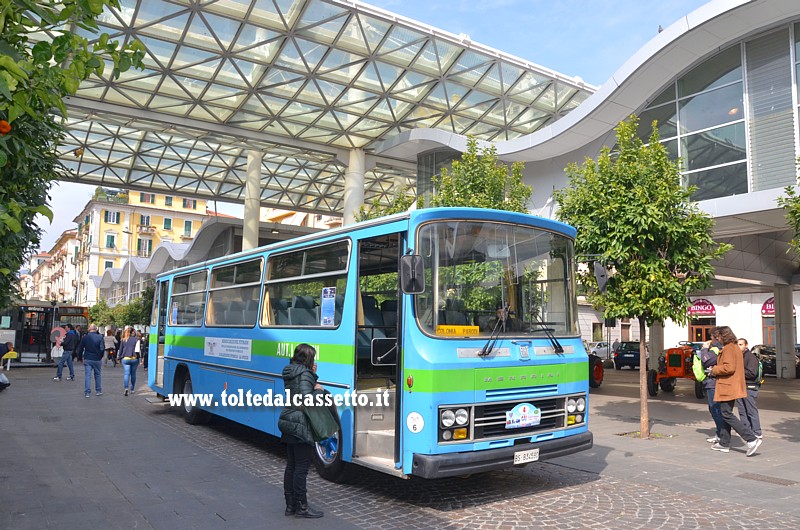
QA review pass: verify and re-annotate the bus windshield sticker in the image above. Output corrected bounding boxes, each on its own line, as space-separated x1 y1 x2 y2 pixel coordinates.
320 287 336 326
436 325 479 336
505 403 541 429
205 337 252 362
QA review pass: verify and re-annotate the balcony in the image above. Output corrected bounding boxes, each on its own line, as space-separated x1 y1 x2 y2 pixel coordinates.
180 233 194 241
137 249 151 258
138 225 155 235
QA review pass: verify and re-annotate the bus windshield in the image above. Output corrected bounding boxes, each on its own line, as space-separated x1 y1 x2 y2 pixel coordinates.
415 220 577 338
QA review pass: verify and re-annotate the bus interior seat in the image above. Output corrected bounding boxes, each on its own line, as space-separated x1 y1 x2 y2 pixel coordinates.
381 299 398 328
444 298 468 325
224 301 245 325
334 294 344 325
242 298 259 325
271 298 290 325
357 295 386 362
289 295 318 326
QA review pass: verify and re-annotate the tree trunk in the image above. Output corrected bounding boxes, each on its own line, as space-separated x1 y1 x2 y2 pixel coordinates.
639 318 650 438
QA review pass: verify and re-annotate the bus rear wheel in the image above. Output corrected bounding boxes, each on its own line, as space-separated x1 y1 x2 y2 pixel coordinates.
181 374 209 425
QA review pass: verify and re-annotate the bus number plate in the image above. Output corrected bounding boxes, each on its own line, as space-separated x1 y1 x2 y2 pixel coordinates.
513 448 539 465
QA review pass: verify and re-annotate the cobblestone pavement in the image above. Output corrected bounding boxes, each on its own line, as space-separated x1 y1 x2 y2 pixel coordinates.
135 377 799 530
2 367 798 529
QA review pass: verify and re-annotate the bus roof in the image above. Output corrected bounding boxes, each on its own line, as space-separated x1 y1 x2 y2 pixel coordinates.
156 207 575 279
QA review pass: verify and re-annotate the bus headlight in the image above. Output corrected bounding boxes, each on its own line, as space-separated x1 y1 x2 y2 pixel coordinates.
441 409 455 427
455 408 469 425
576 397 586 412
567 398 577 413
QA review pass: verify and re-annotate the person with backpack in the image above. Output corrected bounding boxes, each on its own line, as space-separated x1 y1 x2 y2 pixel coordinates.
698 328 725 445
736 338 763 441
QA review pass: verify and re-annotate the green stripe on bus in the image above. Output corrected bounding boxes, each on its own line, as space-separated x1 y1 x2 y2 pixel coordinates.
164 334 354 365
403 362 586 393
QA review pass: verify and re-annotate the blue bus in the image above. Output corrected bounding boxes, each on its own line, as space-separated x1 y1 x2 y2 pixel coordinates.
149 207 592 480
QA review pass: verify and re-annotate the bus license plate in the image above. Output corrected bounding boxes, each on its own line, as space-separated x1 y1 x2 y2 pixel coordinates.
513 448 539 465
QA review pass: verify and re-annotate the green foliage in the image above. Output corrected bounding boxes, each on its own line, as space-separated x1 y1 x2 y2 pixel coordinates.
357 185 420 222
88 298 115 326
358 137 532 221
0 0 145 309
776 159 800 258
554 116 730 327
430 138 531 213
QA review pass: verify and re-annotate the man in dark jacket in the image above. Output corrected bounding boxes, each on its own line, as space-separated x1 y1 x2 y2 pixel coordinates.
700 328 724 444
53 324 77 381
277 344 324 519
75 323 105 398
736 338 762 440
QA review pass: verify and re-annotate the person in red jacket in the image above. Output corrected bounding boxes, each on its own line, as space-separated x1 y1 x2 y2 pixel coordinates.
708 326 762 456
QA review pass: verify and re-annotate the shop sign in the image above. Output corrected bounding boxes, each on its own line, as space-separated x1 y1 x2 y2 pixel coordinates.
688 298 715 317
761 297 796 316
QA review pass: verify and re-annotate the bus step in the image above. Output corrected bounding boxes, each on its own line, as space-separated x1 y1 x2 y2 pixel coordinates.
351 455 405 478
355 429 394 459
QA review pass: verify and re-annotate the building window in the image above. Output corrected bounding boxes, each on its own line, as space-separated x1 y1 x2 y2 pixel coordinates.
104 211 120 224
105 235 115 249
140 214 150 227
137 238 153 257
140 192 155 204
184 220 193 236
163 218 172 230
104 260 114 269
165 196 173 206
182 198 197 209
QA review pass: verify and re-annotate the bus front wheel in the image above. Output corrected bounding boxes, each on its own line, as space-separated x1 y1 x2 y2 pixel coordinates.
181 374 209 425
312 410 352 483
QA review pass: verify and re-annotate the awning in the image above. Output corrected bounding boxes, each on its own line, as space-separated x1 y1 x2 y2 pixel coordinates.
688 298 716 317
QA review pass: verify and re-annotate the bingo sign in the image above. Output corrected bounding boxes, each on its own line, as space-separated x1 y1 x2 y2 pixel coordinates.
761 297 796 316
505 403 541 429
688 298 716 317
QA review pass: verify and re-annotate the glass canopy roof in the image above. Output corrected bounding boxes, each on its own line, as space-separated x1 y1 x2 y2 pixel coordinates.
59 0 594 214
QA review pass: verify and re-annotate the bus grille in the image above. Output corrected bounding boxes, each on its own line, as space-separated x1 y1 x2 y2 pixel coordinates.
484 384 558 401
473 397 565 440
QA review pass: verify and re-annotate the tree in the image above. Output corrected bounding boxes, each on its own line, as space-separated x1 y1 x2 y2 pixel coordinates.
554 115 730 439
88 298 115 327
776 158 800 257
0 1 145 308
430 137 530 213
358 137 532 221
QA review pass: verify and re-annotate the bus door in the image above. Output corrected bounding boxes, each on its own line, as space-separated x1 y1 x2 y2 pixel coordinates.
353 233 401 472
154 280 170 388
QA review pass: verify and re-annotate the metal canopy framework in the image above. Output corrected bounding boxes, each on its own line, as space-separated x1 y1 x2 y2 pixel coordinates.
59 0 593 214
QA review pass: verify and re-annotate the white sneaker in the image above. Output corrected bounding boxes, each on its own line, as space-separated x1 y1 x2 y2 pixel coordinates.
746 438 763 457
706 436 719 443
710 443 729 453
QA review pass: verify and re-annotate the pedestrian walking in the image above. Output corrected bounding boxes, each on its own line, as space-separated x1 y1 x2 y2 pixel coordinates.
277 343 324 519
53 323 77 381
104 329 118 367
75 323 105 397
119 326 140 396
700 328 725 444
736 338 763 440
708 326 762 456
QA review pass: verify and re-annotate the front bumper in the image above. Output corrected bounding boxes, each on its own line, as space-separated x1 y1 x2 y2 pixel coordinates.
411 431 593 479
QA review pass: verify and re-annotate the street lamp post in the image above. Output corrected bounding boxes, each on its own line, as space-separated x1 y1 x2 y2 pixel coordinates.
122 228 132 302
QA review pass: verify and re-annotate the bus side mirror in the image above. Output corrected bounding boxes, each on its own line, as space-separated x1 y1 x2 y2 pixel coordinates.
400 254 425 294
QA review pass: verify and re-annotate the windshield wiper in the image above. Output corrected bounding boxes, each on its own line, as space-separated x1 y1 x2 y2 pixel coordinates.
529 311 564 354
478 311 505 357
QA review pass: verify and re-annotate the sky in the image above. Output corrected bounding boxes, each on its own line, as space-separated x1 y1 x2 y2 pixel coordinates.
35 0 709 254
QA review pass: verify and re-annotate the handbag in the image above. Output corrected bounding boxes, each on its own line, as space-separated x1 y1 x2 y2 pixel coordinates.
303 403 338 442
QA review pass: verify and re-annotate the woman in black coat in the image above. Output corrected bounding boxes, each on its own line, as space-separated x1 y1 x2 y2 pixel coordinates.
277 343 324 518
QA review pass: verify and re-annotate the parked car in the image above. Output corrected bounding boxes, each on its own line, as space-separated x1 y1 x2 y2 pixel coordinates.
751 344 800 378
613 341 648 370
588 341 610 359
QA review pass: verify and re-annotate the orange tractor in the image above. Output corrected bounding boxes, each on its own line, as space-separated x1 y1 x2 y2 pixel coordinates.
647 342 705 399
